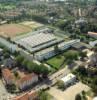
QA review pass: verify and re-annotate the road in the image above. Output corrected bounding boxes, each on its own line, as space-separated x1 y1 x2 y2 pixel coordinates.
48 82 90 100
0 80 16 100
33 66 70 91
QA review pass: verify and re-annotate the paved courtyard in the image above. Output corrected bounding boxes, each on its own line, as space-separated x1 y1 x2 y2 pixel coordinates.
0 80 16 100
48 82 90 100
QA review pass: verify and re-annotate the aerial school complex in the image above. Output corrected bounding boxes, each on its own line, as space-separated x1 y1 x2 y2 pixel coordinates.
0 21 80 61
12 27 80 61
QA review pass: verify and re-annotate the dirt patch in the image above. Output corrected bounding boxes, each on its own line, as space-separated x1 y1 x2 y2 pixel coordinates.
20 21 43 29
0 24 32 38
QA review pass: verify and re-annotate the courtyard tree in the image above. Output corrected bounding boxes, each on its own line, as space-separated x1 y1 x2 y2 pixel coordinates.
6 84 16 93
64 50 79 61
22 59 28 68
27 62 35 72
40 64 49 77
13 70 19 78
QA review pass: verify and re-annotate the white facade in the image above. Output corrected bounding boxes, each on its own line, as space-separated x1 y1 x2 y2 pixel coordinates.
4 77 14 85
35 39 80 61
61 73 76 86
18 75 38 90
93 97 97 100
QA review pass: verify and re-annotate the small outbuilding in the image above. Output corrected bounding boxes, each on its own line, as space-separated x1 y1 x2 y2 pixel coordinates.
61 73 76 87
93 97 97 100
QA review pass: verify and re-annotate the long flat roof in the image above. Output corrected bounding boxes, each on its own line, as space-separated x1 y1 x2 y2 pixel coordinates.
18 33 56 48
15 31 63 53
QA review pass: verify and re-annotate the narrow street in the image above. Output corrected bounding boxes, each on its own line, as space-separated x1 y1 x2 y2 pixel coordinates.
33 66 70 91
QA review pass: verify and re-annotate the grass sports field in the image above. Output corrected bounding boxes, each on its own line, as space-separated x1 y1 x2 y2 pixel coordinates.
20 21 43 30
0 24 32 38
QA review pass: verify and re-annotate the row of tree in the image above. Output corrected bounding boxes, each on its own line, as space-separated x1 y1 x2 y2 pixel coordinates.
15 55 49 77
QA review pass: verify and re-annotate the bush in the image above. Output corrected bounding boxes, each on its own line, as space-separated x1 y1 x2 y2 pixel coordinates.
75 94 82 100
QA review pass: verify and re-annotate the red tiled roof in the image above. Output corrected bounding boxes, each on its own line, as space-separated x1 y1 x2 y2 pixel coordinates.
14 93 29 100
2 68 14 81
17 73 37 85
13 91 37 100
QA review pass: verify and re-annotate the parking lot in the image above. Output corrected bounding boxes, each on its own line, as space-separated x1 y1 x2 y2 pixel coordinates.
0 80 16 100
48 82 90 100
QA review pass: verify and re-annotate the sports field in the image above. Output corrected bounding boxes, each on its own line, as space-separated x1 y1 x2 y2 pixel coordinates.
0 24 32 38
20 21 43 30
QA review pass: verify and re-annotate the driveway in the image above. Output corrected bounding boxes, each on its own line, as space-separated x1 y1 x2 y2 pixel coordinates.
48 82 90 100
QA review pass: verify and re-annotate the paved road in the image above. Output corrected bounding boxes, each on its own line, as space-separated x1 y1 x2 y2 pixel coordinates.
33 66 70 91
48 82 90 100
0 80 16 100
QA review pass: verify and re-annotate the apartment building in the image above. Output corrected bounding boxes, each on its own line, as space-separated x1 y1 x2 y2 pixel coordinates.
2 68 14 85
17 73 38 90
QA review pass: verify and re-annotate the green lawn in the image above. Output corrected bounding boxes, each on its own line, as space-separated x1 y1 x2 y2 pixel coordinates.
46 55 65 69
0 4 16 10
63 50 79 55
46 50 79 69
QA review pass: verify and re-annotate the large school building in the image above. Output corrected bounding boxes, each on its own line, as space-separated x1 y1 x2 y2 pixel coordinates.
14 28 80 61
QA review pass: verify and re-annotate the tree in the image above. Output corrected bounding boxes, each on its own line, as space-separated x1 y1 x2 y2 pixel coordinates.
75 94 82 100
82 91 87 100
79 51 87 59
0 66 2 77
95 0 97 6
57 80 65 90
7 37 11 42
38 90 50 100
27 62 49 76
54 44 59 53
64 50 79 61
22 59 28 68
6 84 16 93
27 62 35 72
40 64 49 77
56 20 67 30
4 52 10 58
78 65 87 76
3 47 9 54
14 71 19 78
16 55 24 65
